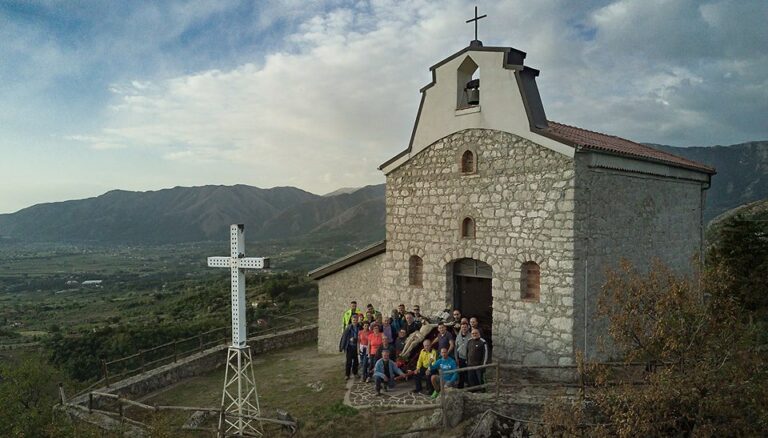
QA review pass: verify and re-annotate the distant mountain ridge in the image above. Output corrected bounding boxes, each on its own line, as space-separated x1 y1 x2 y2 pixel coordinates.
0 184 385 244
651 141 768 222
1 140 764 244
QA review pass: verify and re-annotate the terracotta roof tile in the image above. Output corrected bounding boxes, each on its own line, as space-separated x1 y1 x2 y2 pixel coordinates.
542 121 716 174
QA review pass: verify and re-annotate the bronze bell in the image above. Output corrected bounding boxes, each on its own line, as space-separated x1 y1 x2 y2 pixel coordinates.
465 78 480 105
466 88 480 105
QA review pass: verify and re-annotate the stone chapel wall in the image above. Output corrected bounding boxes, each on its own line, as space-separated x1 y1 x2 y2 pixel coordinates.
382 128 577 366
317 254 384 352
572 158 705 360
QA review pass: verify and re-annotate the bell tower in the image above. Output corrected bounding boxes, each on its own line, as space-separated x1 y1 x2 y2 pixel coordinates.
379 40 573 174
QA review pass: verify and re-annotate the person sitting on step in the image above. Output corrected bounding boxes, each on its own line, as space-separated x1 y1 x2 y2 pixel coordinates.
412 339 437 395
373 350 405 395
428 347 459 398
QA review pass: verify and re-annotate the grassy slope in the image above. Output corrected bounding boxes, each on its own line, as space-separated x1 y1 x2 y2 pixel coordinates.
140 342 431 437
142 342 356 437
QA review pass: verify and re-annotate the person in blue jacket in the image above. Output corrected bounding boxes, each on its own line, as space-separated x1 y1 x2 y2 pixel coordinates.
428 347 459 399
373 349 405 395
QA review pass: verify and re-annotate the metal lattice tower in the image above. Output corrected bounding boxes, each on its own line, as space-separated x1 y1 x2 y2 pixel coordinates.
208 224 269 437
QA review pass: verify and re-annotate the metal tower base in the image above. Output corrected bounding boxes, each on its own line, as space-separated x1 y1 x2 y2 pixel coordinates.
218 346 263 437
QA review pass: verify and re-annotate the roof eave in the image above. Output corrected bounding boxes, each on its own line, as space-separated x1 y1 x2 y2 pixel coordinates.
537 126 717 175
308 240 387 280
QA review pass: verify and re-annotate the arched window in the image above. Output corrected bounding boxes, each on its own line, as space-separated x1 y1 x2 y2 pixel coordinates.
461 150 475 174
409 255 423 287
521 262 540 301
461 217 476 239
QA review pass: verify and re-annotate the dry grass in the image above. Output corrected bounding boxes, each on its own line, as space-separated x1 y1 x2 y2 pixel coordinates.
138 341 366 437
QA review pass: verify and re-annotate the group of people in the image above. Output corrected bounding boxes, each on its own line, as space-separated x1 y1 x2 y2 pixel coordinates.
339 301 489 398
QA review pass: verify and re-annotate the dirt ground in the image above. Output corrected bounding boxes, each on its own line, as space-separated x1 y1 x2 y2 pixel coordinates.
136 341 392 437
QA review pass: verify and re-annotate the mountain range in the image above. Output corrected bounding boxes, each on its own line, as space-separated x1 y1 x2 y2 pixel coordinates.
0 140 765 245
0 184 385 244
652 141 768 222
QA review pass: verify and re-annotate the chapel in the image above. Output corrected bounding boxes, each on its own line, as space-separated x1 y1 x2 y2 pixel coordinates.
309 39 715 365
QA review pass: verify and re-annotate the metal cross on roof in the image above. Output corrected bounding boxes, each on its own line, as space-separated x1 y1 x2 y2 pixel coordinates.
466 5 487 42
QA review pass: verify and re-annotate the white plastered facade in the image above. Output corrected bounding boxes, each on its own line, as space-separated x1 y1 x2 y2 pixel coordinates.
381 48 573 175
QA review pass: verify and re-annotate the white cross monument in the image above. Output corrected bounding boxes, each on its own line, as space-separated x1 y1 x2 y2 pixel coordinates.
208 224 270 437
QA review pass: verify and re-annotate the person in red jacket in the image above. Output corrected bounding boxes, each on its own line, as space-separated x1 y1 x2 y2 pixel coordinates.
366 324 384 383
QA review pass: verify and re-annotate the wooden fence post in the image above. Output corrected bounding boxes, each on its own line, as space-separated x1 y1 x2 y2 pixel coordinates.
58 382 66 404
173 341 178 362
139 349 145 373
199 334 204 353
218 410 226 437
440 369 448 429
88 393 93 412
102 359 110 388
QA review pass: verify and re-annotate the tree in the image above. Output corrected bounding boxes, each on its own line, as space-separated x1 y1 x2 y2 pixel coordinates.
262 277 291 300
0 356 79 437
707 214 768 317
542 260 768 437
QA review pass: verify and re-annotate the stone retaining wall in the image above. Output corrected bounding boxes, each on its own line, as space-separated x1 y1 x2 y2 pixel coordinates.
70 325 318 408
443 390 544 429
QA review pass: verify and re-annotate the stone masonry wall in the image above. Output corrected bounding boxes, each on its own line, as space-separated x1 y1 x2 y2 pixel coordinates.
382 129 576 366
572 157 705 359
317 254 384 353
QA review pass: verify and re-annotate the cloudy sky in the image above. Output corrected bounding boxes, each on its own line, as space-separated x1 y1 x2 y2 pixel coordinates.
1 0 766 213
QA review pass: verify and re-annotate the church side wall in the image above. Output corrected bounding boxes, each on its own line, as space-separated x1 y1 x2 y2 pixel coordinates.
383 129 576 366
316 254 384 353
572 156 706 360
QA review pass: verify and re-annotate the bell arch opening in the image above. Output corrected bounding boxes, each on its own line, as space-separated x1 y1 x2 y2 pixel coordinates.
457 56 479 109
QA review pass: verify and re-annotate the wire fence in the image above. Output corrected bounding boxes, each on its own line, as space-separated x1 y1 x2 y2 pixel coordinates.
64 390 299 437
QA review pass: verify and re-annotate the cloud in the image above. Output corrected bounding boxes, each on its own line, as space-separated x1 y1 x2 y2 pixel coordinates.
538 0 768 146
12 0 768 204
70 0 477 192
65 135 127 150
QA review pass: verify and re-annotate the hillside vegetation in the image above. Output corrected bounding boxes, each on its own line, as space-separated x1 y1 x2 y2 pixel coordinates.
707 198 768 241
